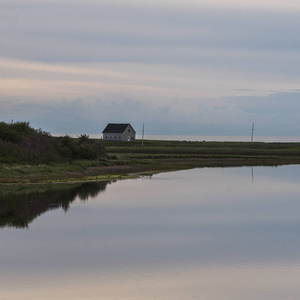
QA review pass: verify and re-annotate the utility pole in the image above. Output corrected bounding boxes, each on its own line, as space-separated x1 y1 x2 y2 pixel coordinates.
251 123 254 143
142 123 145 147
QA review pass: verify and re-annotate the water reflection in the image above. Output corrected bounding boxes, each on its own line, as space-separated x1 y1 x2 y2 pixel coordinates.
0 181 109 228
1 166 300 300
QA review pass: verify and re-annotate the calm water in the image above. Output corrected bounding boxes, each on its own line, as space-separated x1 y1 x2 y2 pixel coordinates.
1 165 300 299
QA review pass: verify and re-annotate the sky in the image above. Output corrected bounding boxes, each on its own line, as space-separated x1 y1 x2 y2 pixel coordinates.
1 0 300 137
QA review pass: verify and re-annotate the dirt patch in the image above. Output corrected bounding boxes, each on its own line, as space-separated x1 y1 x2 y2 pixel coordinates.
88 165 139 174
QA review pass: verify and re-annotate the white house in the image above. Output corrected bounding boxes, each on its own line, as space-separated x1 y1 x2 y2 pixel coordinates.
102 123 136 141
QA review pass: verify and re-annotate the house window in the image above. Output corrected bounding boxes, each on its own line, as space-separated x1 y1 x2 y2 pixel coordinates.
128 129 130 132
119 137 121 139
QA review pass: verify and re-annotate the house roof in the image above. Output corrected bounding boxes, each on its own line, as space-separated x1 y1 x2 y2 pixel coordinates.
102 123 135 134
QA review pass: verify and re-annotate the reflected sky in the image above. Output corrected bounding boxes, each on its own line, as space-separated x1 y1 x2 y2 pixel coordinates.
1 165 300 299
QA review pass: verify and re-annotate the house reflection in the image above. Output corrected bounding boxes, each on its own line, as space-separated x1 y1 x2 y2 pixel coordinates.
0 181 110 229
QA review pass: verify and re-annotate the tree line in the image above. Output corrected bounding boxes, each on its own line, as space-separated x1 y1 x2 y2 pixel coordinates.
0 121 106 164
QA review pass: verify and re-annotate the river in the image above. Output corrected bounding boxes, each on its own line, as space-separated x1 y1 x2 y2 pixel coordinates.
1 165 300 299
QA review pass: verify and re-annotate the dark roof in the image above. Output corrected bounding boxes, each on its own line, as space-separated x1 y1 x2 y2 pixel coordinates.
102 123 135 133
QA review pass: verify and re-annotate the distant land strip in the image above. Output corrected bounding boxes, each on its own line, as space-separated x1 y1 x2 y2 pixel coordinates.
1 139 300 185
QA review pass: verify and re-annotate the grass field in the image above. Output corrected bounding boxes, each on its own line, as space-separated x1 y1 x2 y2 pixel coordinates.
1 139 300 185
105 139 300 155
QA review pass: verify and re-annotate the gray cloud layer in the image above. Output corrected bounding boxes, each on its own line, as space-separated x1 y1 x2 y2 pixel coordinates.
1 91 300 137
1 2 300 64
1 1 300 136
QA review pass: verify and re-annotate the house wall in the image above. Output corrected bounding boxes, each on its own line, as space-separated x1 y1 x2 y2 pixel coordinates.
123 125 136 141
103 133 123 141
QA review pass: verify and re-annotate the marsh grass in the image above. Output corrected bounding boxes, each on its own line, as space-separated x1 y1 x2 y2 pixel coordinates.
1 140 300 184
105 140 300 155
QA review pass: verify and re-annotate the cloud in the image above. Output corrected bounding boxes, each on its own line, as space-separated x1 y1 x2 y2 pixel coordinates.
0 1 300 137
1 2 300 63
1 91 299 137
1 1 300 93
1 57 299 104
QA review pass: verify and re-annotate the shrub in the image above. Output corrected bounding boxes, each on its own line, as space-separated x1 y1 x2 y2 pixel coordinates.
0 121 106 164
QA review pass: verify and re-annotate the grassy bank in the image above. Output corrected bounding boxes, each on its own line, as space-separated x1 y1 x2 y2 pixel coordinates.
1 139 300 185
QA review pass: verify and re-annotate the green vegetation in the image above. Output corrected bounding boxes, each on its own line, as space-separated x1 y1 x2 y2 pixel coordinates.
104 139 300 156
103 139 300 170
0 122 300 185
0 121 106 164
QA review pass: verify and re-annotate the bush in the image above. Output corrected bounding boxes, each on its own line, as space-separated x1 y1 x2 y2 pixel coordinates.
0 121 36 143
0 121 106 164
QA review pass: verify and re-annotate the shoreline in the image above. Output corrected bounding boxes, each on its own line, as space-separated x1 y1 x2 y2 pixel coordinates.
1 157 299 186
1 140 300 185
